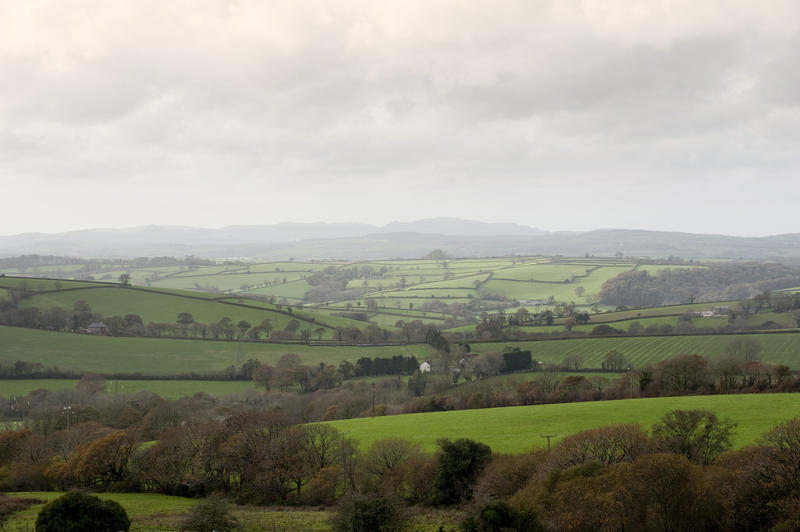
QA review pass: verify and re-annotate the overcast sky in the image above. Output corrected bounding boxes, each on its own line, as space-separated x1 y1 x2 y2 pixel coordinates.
1 1 799 237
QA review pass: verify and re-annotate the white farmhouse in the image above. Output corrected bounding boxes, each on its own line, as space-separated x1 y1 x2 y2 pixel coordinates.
419 361 431 374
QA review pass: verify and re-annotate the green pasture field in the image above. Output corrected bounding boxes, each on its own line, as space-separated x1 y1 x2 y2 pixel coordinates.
240 280 312 300
146 265 240 278
516 315 724 334
379 269 451 278
581 301 741 323
0 259 672 317
577 315 684 331
313 305 448 327
4 492 458 531
0 379 78 396
0 326 435 374
412 272 492 289
349 276 461 290
328 393 800 454
496 263 607 282
4 492 199 531
345 278 400 289
473 333 800 368
136 286 224 299
247 261 332 272
370 313 446 328
449 259 533 268
0 277 100 291
365 288 478 300
17 285 336 338
151 271 310 292
360 259 450 267
364 307 451 320
482 279 572 301
553 257 631 263
443 263 507 272
93 270 158 284
372 257 514 269
379 264 451 273
0 379 259 399
167 265 250 276
0 264 86 274
142 265 199 273
573 265 637 292
353 297 475 310
442 322 489 334
481 265 629 304
557 306 795 330
696 312 796 329
216 298 372 331
391 288 478 298
775 286 800 294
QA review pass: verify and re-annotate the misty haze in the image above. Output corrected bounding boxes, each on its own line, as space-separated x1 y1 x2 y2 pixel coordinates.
2 2 800 531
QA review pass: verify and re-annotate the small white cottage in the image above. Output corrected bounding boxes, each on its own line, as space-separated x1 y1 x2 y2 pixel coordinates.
419 361 431 374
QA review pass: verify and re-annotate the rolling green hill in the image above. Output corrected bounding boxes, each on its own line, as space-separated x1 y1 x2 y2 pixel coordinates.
0 325 434 375
2 278 371 340
327 393 800 453
473 332 800 368
3 257 640 316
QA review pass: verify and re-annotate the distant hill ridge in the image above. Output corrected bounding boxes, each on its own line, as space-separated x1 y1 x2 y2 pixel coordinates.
1 218 799 259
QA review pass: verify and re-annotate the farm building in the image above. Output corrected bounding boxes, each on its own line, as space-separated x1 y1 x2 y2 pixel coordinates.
87 321 109 334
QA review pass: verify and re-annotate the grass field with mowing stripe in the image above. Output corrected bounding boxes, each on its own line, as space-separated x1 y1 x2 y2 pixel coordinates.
473 332 800 368
328 393 800 453
0 325 434 374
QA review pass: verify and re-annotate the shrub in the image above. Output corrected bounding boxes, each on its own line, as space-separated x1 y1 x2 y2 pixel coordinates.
461 500 543 532
552 424 651 468
652 409 735 465
331 493 407 532
432 438 492 505
472 452 543 504
299 466 341 506
590 324 623 336
35 491 129 532
181 495 240 532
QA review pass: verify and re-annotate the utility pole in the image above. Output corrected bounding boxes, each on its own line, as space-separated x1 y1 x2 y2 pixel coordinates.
340 431 351 491
63 405 73 430
627 364 633 399
540 433 557 450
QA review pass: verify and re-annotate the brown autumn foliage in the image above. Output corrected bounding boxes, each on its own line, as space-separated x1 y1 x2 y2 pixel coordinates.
550 424 652 468
49 430 139 489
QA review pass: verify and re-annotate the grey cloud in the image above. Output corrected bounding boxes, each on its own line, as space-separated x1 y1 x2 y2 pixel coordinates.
1 1 799 236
